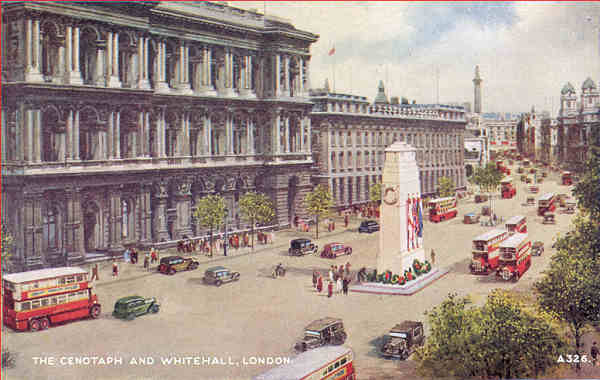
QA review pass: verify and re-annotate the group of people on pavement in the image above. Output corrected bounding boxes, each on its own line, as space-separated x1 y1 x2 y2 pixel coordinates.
312 263 352 297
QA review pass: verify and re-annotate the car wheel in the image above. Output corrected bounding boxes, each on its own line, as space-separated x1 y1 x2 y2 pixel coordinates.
169 268 176 275
126 313 136 321
215 280 222 287
29 319 41 332
39 317 50 330
189 263 198 270
150 304 160 314
347 248 352 255
90 304 101 319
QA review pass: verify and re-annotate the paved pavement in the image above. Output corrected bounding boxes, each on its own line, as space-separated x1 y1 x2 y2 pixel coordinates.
3 161 600 380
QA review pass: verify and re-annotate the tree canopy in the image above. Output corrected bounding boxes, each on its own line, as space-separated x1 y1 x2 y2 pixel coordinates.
369 182 382 204
239 192 275 250
437 176 455 198
470 162 504 194
304 185 333 239
415 291 564 379
1 224 14 272
572 146 600 220
193 194 226 253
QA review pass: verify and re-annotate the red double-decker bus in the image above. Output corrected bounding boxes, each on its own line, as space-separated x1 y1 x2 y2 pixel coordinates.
505 215 527 234
2 267 101 332
537 193 556 216
469 229 509 274
428 197 457 223
253 346 355 380
496 233 532 282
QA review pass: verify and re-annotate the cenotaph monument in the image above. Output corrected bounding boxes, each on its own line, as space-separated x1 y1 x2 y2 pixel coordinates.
350 141 447 295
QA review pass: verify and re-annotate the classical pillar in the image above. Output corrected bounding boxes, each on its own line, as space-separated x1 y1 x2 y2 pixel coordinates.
152 181 170 242
114 110 121 159
94 45 105 86
227 112 234 155
284 114 290 153
306 116 312 153
176 42 192 94
138 110 145 157
138 184 152 244
180 111 191 156
155 40 169 92
283 55 290 95
155 108 166 157
273 53 281 97
137 36 151 89
204 114 212 155
246 115 255 154
33 109 42 163
144 111 151 157
24 17 44 82
106 31 121 87
298 57 305 96
1 109 5 163
272 109 281 155
300 117 305 152
107 189 124 255
174 180 193 239
239 55 255 98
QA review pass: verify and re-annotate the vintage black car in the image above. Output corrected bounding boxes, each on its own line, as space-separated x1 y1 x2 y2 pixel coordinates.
202 266 240 286
113 296 159 320
380 321 425 359
532 241 544 256
294 317 347 352
358 220 380 233
158 255 199 275
289 238 318 256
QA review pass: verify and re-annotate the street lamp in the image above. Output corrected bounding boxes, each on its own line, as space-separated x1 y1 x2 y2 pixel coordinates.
223 208 229 257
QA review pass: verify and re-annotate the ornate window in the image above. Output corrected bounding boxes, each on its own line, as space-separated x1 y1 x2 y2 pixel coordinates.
43 206 59 250
122 199 130 239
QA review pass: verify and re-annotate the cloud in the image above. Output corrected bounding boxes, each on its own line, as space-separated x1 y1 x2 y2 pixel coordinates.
230 1 600 115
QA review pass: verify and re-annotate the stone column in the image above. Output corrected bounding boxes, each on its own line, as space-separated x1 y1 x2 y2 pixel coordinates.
246 114 255 154
298 57 305 96
306 117 312 153
204 114 212 155
284 114 290 153
174 180 193 239
94 44 106 86
155 108 166 157
144 111 151 157
138 110 145 157
24 17 44 82
137 35 151 89
152 181 170 242
273 53 281 97
155 41 169 92
138 184 152 244
272 109 281 155
283 55 290 96
227 112 234 155
107 189 124 256
1 109 5 163
176 42 192 94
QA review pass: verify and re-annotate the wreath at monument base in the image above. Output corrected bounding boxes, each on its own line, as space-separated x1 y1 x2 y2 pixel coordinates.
366 260 432 285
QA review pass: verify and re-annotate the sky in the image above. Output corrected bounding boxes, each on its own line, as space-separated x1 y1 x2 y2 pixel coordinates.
230 1 600 116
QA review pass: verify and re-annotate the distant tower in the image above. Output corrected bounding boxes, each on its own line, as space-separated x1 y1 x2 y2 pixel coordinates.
374 80 389 104
324 78 331 93
473 66 482 114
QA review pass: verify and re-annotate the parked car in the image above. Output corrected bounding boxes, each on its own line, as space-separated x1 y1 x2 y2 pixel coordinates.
202 266 240 286
475 194 489 203
358 220 380 233
532 241 544 256
294 317 347 352
380 321 426 359
113 296 159 320
320 243 352 258
288 238 318 256
158 255 199 275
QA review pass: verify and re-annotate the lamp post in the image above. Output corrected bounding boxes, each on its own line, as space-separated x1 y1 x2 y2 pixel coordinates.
223 208 229 257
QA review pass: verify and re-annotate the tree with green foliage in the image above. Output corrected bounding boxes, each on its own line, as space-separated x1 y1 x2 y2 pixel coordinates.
470 162 504 214
193 194 226 256
369 182 382 205
239 192 275 250
437 176 455 198
415 291 565 379
573 146 600 220
535 217 600 371
1 224 14 273
304 185 333 239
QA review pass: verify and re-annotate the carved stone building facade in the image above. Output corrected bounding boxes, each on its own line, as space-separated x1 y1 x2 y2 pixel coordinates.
310 84 467 208
1 2 318 270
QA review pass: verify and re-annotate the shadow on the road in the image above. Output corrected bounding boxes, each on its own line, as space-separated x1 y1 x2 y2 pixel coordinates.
447 257 473 275
186 277 207 286
366 335 385 359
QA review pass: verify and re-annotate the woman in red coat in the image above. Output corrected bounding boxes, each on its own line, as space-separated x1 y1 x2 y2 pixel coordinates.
327 280 333 298
317 274 323 293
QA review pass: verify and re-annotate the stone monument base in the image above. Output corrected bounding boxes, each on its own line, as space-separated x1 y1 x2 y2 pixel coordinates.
349 267 449 296
378 248 426 278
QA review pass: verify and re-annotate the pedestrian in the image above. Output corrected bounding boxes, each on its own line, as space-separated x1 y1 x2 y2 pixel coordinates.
144 253 150 270
431 249 436 265
332 265 338 281
317 273 323 293
345 262 351 276
344 214 349 228
327 280 333 298
150 247 158 264
112 259 119 277
90 263 99 282
342 277 349 295
328 267 334 283
592 341 598 367
312 270 318 288
338 265 344 280
336 276 342 293
123 248 130 263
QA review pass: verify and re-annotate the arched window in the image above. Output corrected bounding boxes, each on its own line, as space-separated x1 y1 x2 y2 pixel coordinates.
43 206 59 250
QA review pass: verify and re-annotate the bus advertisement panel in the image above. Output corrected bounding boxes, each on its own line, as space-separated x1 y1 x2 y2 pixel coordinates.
469 229 509 274
253 346 355 380
428 197 457 223
497 233 532 282
2 267 101 332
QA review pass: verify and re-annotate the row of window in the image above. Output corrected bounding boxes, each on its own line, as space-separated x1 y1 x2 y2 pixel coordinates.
16 290 89 312
329 150 462 170
18 275 85 292
322 356 349 377
329 130 462 149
